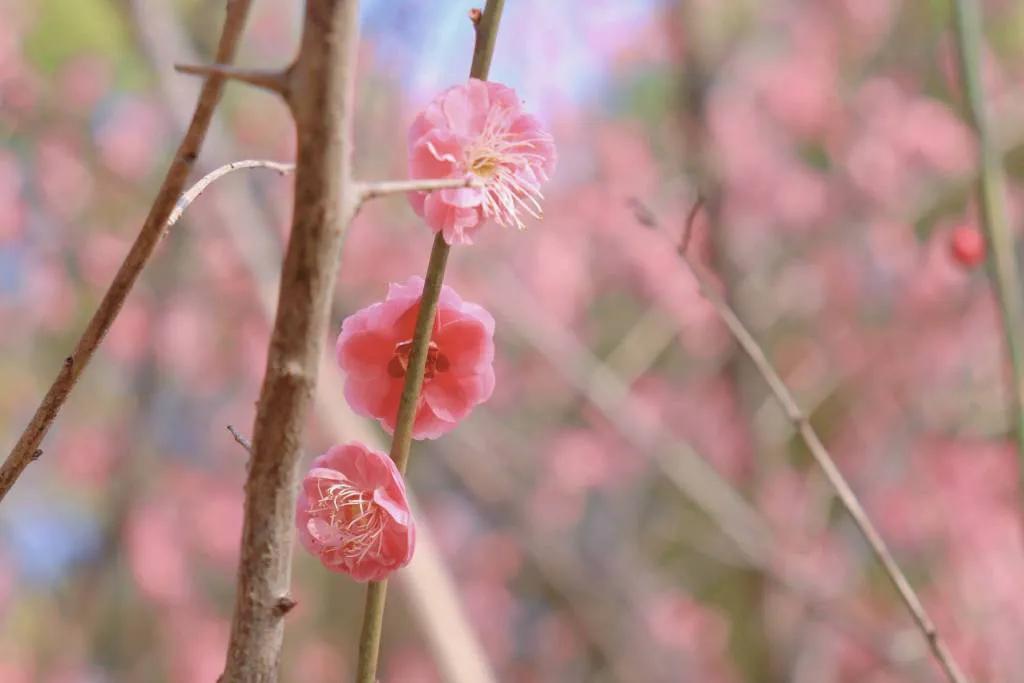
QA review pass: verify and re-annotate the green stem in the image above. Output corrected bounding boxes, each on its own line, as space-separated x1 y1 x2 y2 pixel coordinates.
951 1 1024 488
353 3 505 681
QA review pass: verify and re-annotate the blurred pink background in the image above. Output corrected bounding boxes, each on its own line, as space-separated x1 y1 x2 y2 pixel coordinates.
2 0 1024 681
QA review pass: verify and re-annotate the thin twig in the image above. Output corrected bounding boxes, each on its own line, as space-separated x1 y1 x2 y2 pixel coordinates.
175 63 290 96
950 0 1024 500
0 0 257 505
356 176 482 206
219 0 361 680
354 3 506 682
166 160 294 231
632 200 971 683
227 425 253 454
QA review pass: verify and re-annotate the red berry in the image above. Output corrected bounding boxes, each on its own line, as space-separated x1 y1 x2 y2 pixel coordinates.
950 225 985 267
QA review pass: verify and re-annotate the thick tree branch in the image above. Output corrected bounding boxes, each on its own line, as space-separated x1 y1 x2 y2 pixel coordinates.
0 0 256 505
634 200 971 683
354 3 506 682
219 0 361 680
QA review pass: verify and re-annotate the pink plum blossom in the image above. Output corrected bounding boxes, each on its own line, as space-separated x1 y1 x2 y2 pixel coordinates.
295 442 415 581
407 78 556 244
336 277 496 439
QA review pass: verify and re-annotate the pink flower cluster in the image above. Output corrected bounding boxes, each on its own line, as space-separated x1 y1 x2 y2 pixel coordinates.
297 80 551 581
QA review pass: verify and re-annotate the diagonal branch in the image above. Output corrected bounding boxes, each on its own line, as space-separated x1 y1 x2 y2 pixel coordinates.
633 200 971 683
0 0 257 505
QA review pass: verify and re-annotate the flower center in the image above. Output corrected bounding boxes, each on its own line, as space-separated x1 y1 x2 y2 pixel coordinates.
308 479 385 561
461 110 549 231
470 154 500 178
387 339 450 380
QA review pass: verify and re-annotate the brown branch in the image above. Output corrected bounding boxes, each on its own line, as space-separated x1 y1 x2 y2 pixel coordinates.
0 0 257 505
633 200 971 683
218 0 361 680
175 63 290 96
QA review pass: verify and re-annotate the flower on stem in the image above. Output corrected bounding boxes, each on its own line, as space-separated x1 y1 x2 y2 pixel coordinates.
337 277 496 440
408 78 557 245
296 442 415 582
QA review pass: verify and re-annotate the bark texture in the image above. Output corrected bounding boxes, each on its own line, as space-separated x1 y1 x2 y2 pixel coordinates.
219 1 360 680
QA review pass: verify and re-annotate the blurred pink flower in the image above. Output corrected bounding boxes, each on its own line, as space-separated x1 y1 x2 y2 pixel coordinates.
295 442 415 581
164 612 229 683
337 277 495 439
383 647 441 683
0 662 33 683
547 430 615 494
36 134 93 220
126 500 192 605
189 484 244 567
58 55 111 111
53 426 116 488
643 591 738 682
290 639 346 683
0 151 24 242
94 97 165 179
407 78 556 244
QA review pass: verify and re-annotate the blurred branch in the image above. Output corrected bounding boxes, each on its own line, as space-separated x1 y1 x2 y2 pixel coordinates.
450 413 928 680
488 263 774 564
166 159 294 230
355 3 506 682
175 63 290 96
950 0 1024 498
443 425 675 682
474 276 933 678
129 2 497 681
635 200 971 683
0 0 256 505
